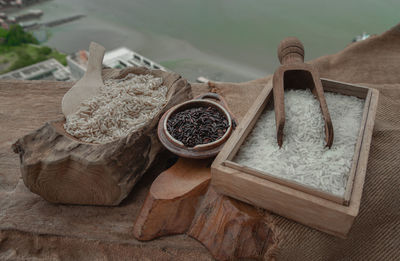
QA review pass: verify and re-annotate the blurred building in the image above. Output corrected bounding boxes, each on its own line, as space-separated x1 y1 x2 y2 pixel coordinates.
67 50 88 79
0 0 22 9
67 47 167 80
0 58 74 81
0 47 168 82
0 0 45 11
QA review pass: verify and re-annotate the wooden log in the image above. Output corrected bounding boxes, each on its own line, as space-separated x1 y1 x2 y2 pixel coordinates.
12 67 192 206
133 158 211 240
133 158 277 260
188 187 274 261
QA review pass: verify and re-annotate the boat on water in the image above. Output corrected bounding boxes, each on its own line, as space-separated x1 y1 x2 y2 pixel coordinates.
352 32 370 42
196 76 210 83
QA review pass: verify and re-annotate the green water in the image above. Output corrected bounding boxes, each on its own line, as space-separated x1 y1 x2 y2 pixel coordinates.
11 0 400 81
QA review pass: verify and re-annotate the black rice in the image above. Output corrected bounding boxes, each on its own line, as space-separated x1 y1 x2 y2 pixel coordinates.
167 106 229 147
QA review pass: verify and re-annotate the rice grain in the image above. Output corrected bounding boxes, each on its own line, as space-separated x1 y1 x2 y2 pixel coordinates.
234 89 365 196
64 74 167 144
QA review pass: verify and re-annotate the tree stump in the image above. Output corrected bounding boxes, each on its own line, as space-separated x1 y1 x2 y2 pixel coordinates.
188 188 275 261
12 67 192 206
133 158 211 240
133 157 277 261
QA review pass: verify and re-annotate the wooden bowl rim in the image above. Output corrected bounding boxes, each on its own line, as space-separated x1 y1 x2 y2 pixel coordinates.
158 99 234 158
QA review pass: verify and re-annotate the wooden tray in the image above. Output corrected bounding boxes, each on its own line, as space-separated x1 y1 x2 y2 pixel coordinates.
211 78 379 237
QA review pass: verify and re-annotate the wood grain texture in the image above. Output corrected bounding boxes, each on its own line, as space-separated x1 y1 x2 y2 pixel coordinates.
343 90 373 205
12 67 193 206
223 160 344 204
188 187 275 261
212 79 379 237
133 158 211 240
132 158 278 261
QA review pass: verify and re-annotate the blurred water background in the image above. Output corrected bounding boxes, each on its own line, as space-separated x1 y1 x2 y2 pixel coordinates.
10 0 400 82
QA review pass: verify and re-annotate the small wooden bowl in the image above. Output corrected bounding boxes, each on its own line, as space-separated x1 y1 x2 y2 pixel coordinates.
158 93 235 159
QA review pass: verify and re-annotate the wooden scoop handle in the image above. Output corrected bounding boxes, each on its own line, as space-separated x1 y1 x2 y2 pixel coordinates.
61 42 105 117
277 37 305 65
85 42 106 79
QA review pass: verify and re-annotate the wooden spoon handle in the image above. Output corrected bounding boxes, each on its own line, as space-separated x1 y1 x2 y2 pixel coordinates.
195 93 229 110
277 37 305 65
61 42 105 117
85 42 106 79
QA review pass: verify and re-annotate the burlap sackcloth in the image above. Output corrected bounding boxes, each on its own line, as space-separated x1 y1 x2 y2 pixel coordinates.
0 23 399 260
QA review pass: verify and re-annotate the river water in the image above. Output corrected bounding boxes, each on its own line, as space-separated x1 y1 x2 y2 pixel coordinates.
10 0 400 82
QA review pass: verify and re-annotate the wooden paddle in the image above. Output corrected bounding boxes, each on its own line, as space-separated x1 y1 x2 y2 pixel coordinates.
62 42 106 117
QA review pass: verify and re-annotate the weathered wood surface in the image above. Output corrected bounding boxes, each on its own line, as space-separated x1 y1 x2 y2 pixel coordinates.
0 77 213 259
188 188 277 261
11 67 192 206
133 158 212 240
0 73 269 260
133 157 278 261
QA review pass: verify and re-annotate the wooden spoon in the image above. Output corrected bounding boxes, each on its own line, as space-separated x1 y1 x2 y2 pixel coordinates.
62 42 106 117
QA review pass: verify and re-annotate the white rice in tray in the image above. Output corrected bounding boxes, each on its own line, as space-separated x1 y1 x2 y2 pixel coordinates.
234 89 365 197
64 74 167 144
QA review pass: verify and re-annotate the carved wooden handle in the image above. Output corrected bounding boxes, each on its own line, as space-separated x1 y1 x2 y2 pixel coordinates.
85 42 106 77
195 92 228 108
277 37 305 65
